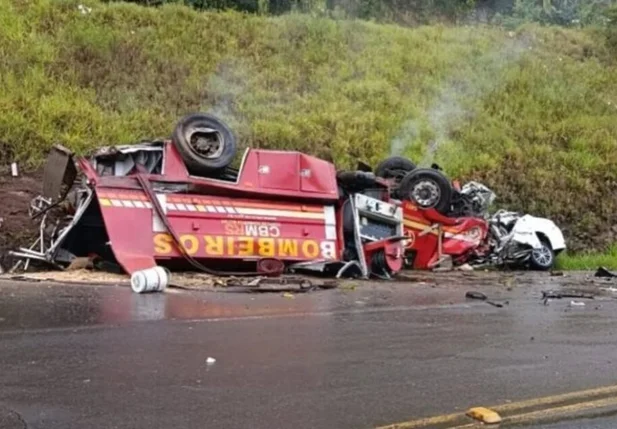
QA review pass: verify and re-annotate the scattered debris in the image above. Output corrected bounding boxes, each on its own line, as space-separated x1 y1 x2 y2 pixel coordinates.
456 263 474 272
66 256 93 271
130 266 170 294
465 291 487 301
10 162 18 177
595 267 617 278
550 271 565 277
542 290 595 306
282 292 295 299
206 357 216 365
465 291 507 308
569 301 586 307
486 300 509 308
541 291 594 300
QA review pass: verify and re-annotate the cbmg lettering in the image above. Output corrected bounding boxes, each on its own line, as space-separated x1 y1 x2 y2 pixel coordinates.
222 221 281 237
153 234 337 260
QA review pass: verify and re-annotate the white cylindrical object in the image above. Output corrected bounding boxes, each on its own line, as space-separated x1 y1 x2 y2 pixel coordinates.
130 266 170 294
10 162 18 177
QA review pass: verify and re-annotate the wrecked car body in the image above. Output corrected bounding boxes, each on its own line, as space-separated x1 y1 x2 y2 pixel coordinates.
473 210 566 270
374 157 566 270
9 114 407 280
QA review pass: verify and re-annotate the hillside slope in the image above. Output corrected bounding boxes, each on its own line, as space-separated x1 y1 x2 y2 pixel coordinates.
1 0 616 251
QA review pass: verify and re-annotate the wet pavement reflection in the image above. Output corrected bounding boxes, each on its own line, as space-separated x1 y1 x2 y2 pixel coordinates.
0 271 612 332
1 271 617 429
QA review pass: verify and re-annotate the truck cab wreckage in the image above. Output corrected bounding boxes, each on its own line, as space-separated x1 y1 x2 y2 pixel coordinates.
9 114 407 280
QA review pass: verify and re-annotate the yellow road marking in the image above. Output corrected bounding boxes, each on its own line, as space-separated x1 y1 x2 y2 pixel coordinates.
449 396 617 428
376 384 617 429
376 412 463 429
490 384 617 414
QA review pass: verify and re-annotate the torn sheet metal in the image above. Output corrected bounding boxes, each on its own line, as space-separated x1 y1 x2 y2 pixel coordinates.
92 141 165 177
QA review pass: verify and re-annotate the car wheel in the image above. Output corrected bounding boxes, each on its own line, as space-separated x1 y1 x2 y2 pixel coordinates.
398 168 453 215
172 113 237 176
529 238 555 271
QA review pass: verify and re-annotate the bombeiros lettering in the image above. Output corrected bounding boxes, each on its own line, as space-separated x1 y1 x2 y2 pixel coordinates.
153 233 337 260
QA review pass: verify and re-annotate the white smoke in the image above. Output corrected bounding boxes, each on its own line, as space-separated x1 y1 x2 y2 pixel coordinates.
391 34 531 166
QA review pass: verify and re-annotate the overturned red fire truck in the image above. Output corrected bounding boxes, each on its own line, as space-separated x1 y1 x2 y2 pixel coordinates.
11 114 407 279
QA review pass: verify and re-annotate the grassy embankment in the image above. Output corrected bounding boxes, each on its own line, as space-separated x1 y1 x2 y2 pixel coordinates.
557 245 617 271
1 0 617 266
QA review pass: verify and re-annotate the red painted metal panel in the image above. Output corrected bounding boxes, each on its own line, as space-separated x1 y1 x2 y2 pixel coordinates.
402 202 488 269
95 188 158 273
256 151 301 191
95 187 339 272
300 153 337 194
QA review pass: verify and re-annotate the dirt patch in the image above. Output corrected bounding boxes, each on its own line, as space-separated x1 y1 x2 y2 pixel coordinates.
0 168 43 268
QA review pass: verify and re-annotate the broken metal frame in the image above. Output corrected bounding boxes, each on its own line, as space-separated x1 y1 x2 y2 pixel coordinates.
418 223 450 269
8 189 95 272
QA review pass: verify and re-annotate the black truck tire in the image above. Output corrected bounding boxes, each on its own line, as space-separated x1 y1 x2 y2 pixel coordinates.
375 156 416 179
398 168 452 214
172 113 237 176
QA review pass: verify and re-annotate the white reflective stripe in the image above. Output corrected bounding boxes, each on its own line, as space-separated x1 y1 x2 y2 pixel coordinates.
175 203 187 211
134 201 145 209
186 204 197 211
216 206 227 213
225 207 237 214
121 200 134 208
206 205 217 213
166 203 177 211
324 205 337 240
152 194 167 233
111 200 123 207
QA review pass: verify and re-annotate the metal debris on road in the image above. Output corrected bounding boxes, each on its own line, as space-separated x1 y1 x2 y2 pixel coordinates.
569 301 586 307
541 291 595 300
206 357 216 365
595 267 617 278
465 291 507 308
465 291 487 301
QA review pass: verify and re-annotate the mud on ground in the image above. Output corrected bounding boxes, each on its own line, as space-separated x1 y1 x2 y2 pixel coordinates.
0 169 42 268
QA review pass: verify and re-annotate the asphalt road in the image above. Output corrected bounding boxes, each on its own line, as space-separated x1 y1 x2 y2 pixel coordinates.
2 271 617 429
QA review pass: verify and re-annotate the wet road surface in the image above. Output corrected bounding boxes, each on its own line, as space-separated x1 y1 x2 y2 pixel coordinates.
1 271 617 428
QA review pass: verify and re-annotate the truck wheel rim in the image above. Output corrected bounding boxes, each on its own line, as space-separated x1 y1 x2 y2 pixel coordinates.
411 180 440 207
186 126 225 159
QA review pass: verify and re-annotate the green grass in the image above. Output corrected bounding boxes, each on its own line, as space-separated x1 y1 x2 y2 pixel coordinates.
1 0 617 252
556 245 617 271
